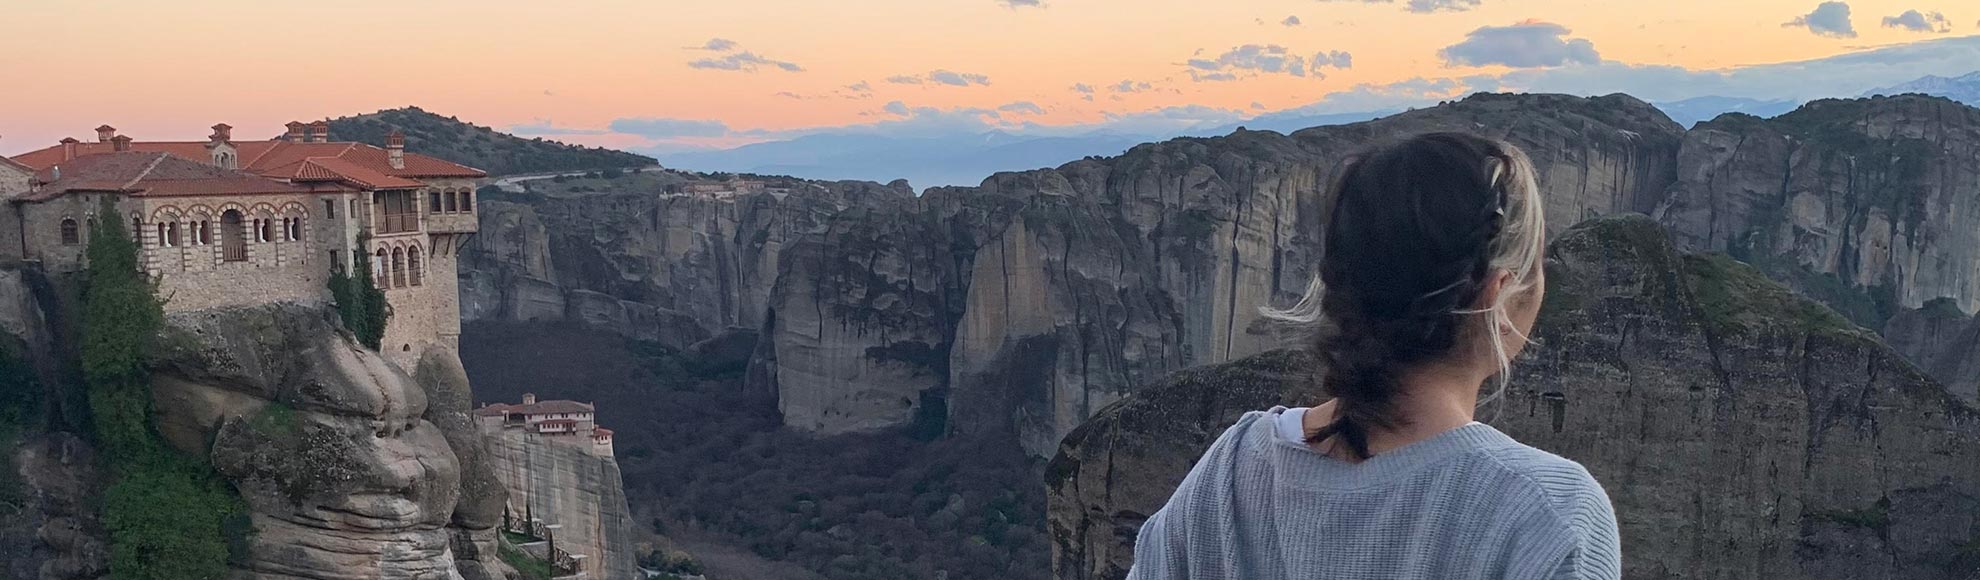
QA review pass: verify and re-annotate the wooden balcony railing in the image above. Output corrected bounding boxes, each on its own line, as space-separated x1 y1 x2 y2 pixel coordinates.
378 213 419 234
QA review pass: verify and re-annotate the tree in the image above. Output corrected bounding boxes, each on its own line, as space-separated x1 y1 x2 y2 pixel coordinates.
330 235 390 350
82 199 249 579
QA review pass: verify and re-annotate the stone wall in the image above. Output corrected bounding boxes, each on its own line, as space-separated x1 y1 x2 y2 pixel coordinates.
480 423 639 580
129 194 329 313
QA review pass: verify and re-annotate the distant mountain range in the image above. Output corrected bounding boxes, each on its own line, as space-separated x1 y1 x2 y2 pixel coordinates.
1650 96 1803 128
1863 71 1980 104
326 107 653 176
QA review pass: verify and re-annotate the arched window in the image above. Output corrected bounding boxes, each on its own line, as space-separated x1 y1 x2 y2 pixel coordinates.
197 220 211 245
373 248 388 287
444 190 458 212
258 218 273 243
429 190 442 213
390 247 406 288
60 219 79 245
220 210 246 261
131 217 143 243
408 245 423 286
461 190 473 212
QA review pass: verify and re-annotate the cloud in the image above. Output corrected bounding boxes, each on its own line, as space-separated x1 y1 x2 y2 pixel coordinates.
1406 0 1481 12
999 101 1046 115
886 75 924 85
1187 44 1348 81
1484 35 1980 102
774 92 807 100
684 39 804 73
607 117 733 138
1111 80 1154 92
1313 50 1353 69
1071 83 1096 94
1439 21 1600 68
1882 9 1951 33
998 0 1042 7
1251 101 1267 110
693 38 739 51
928 70 993 86
508 120 609 136
1282 15 1302 26
1316 0 1481 13
847 81 873 93
1784 2 1856 38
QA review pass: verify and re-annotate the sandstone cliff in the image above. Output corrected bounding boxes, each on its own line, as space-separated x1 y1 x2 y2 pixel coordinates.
1654 95 1980 326
481 423 639 579
467 93 1687 457
0 264 109 580
1047 215 1980 580
1885 298 1980 404
147 304 510 580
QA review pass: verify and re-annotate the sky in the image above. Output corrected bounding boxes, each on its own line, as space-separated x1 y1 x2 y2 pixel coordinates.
3 0 1978 156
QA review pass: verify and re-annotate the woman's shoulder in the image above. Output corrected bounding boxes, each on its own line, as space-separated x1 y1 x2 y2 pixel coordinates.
1473 434 1615 528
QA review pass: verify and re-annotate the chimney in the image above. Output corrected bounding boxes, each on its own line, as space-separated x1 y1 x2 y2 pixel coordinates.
210 123 233 143
95 125 116 143
308 121 330 143
59 137 79 161
522 393 537 405
111 135 132 152
385 130 405 170
285 122 307 142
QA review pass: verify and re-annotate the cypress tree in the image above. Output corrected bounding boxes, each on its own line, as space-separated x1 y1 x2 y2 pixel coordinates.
81 199 247 579
331 233 389 350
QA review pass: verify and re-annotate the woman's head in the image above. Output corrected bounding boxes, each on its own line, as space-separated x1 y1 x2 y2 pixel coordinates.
1270 132 1547 459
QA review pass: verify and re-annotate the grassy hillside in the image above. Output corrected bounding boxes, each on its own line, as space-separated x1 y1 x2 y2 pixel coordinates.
324 107 653 176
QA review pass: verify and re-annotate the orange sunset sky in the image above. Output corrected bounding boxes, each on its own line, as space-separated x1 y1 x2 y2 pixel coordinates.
3 0 1977 155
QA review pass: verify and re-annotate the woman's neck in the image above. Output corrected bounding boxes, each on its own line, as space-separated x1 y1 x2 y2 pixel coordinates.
1302 364 1486 460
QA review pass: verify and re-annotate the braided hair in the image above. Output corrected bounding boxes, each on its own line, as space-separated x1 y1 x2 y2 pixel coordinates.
1267 132 1546 460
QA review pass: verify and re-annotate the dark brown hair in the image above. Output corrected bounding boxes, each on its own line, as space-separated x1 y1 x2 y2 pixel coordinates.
1268 132 1546 460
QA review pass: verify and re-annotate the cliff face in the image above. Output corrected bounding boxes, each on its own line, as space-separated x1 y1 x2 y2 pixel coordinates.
146 304 509 580
1884 298 1980 403
1046 215 1980 580
1654 95 1980 325
0 265 109 580
468 93 1686 456
480 426 639 580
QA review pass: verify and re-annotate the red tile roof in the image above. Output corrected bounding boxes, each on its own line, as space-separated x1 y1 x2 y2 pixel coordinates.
262 157 427 190
592 428 614 437
474 399 595 417
10 136 485 181
24 152 314 201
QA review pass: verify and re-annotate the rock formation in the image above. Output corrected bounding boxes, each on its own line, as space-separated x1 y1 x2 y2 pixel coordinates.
146 304 509 580
466 92 1687 457
1654 95 1980 325
1047 215 1980 580
480 423 640 579
1885 298 1980 404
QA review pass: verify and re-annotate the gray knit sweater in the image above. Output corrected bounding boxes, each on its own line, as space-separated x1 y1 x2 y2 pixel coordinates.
1128 408 1620 580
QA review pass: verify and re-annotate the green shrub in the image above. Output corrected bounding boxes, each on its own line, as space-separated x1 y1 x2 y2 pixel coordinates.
329 235 390 350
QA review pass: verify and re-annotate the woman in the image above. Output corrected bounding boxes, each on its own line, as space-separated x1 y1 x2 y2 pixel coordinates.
1128 133 1620 580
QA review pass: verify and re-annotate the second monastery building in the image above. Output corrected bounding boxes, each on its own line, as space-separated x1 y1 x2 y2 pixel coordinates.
0 121 485 369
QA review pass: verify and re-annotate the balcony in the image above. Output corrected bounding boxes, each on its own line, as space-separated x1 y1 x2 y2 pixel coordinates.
425 212 478 234
377 213 419 235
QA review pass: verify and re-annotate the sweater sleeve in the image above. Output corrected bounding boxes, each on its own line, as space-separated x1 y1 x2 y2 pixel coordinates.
1544 477 1622 580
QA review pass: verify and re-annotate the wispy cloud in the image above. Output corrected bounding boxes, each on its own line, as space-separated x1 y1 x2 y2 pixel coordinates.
1439 21 1600 68
509 120 609 136
890 70 993 87
1186 45 1351 81
685 39 804 72
1882 9 1952 33
1315 0 1482 14
1785 2 1857 38
998 0 1042 7
999 101 1046 115
1111 80 1154 93
607 117 734 138
1282 15 1302 26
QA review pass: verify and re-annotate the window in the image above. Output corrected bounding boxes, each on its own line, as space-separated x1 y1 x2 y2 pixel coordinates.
390 247 406 288
443 191 458 212
220 210 246 261
374 191 418 234
374 248 388 287
258 218 273 242
324 199 336 219
131 217 143 243
429 191 442 213
329 250 342 273
157 222 180 247
408 245 423 286
283 217 301 241
349 198 359 220
60 219 79 245
197 220 211 245
461 191 473 212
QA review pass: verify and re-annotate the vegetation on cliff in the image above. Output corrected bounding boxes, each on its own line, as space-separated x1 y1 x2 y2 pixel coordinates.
325 107 653 176
81 201 249 579
329 236 389 350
